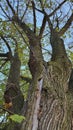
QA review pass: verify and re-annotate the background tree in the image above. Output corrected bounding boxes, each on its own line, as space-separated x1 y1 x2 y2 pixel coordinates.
0 0 73 130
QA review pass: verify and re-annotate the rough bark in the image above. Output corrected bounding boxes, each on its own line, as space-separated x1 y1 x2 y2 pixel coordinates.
5 50 24 113
21 38 44 130
20 32 72 130
3 50 24 130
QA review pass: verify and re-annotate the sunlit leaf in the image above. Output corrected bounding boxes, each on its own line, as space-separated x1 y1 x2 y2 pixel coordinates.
9 114 25 123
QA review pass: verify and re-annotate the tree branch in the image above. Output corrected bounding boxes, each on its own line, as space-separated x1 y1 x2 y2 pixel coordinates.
48 0 66 17
32 1 36 34
37 1 66 37
21 0 31 21
39 0 44 11
45 13 53 32
6 0 15 15
59 13 73 36
1 35 12 53
0 105 14 114
34 0 67 18
39 15 46 39
12 17 37 45
0 4 10 19
0 60 8 69
12 22 30 48
17 0 19 16
42 47 52 55
0 52 12 62
0 53 9 57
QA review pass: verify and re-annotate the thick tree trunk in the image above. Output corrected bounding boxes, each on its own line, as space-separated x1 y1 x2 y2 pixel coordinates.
38 65 72 130
21 65 72 130
21 34 72 130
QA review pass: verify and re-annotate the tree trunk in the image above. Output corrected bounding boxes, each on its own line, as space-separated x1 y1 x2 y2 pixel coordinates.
3 50 24 130
21 33 73 130
4 16 73 130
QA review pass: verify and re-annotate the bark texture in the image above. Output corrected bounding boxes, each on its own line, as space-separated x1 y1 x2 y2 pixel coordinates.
20 33 72 130
3 50 24 130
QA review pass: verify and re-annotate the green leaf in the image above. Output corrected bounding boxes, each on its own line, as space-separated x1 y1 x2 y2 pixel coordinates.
9 114 25 123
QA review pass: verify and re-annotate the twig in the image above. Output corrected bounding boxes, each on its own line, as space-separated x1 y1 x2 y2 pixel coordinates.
17 0 19 16
0 60 8 69
1 36 12 53
0 105 14 115
21 0 31 21
0 4 10 19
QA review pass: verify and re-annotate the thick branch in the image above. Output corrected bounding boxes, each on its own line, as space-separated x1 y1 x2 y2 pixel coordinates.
6 0 15 15
12 17 37 45
59 13 73 36
0 52 12 61
32 1 36 34
0 53 9 57
39 15 46 39
45 13 53 32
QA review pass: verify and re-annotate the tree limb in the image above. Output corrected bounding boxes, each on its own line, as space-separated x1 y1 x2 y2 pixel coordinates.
0 4 10 19
0 52 12 69
48 0 66 17
45 13 53 32
17 0 19 16
0 53 9 57
12 22 30 48
6 0 15 15
0 105 14 114
59 13 73 36
1 35 12 53
0 60 8 69
35 0 67 18
21 0 30 21
39 15 46 39
12 17 37 45
39 0 44 11
32 1 36 34
0 52 12 61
